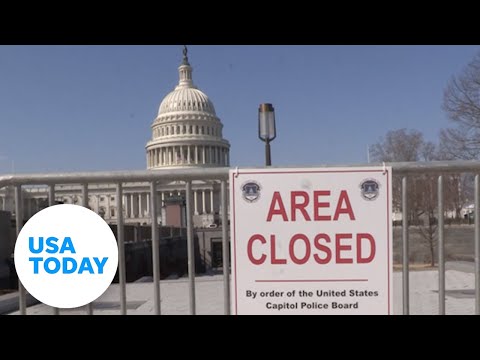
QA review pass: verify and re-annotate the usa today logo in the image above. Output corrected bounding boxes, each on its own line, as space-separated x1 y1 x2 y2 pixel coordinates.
14 204 119 309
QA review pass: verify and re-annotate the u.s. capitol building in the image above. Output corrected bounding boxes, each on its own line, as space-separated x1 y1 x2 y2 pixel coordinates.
0 48 230 229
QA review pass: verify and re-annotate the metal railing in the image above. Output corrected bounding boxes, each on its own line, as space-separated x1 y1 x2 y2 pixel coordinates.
0 167 230 316
1 160 480 315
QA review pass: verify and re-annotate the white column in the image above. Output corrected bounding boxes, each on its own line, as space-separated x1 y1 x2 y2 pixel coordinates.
146 193 150 215
188 146 191 164
130 194 135 219
106 194 111 219
94 195 100 213
202 190 206 214
161 192 165 207
195 146 198 164
202 146 206 164
123 195 128 218
210 189 214 214
138 193 143 218
194 190 198 215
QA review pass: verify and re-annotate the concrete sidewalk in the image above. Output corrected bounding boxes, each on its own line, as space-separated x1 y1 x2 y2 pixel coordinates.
4 262 478 315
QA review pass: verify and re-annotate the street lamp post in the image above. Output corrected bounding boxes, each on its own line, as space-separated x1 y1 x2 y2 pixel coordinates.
258 103 276 166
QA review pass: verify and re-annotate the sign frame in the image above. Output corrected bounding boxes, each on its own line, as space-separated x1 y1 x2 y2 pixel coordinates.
229 166 393 315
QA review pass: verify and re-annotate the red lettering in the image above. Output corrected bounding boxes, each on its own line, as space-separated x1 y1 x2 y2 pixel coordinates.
247 232 374 265
267 192 288 222
291 191 311 221
247 234 267 265
335 233 353 263
333 190 355 221
356 233 376 263
313 191 331 221
313 233 331 264
270 235 287 264
289 234 311 264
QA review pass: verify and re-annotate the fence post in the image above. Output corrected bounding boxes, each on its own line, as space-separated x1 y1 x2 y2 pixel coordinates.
221 180 230 315
185 181 196 315
47 184 61 316
475 175 479 315
438 175 445 315
402 177 410 315
15 185 27 315
116 183 127 315
150 181 161 315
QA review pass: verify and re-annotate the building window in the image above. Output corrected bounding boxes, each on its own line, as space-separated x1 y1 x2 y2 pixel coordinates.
111 197 115 201
100 197 105 202
110 208 115 217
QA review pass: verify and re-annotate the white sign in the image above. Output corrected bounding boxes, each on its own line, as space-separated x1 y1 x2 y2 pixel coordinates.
230 167 393 315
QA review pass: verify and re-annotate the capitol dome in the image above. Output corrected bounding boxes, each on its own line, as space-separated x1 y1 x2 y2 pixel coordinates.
158 87 216 116
146 48 230 170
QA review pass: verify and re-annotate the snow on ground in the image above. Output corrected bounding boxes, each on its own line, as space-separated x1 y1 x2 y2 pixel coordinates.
8 263 477 315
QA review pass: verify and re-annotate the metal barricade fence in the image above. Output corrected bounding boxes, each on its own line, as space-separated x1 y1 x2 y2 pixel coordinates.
0 161 479 315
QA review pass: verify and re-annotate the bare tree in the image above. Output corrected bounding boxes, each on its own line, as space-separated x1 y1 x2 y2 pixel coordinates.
370 129 436 222
441 52 480 160
371 129 444 266
370 129 426 163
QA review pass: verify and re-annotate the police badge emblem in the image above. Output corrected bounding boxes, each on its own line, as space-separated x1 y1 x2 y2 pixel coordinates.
242 181 261 203
360 179 380 201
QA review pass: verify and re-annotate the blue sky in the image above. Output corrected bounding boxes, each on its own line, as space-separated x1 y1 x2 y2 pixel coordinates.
0 45 479 174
